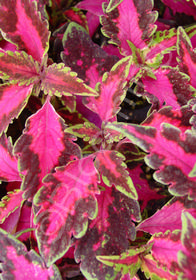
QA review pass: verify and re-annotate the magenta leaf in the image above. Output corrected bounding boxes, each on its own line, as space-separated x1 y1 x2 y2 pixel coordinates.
136 67 195 109
101 0 158 56
75 186 141 280
97 244 151 278
0 50 40 85
177 27 196 89
160 0 196 20
41 63 97 97
0 134 21 181
141 254 178 280
107 121 196 199
34 156 99 266
178 212 196 280
61 22 118 87
0 0 50 63
14 99 81 200
84 56 132 122
137 197 196 235
94 150 138 199
0 228 62 279
148 230 182 274
0 189 24 224
0 83 33 135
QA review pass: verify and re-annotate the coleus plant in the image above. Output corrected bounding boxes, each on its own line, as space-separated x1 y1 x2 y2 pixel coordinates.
0 0 196 279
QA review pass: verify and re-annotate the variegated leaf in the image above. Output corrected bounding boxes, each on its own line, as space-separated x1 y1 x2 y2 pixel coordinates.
0 0 50 62
0 50 40 85
14 99 81 200
34 156 99 266
0 83 33 135
0 228 62 279
41 63 97 97
101 0 158 56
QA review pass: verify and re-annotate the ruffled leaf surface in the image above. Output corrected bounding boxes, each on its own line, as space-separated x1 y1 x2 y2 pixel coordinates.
0 50 40 85
14 99 81 200
160 0 196 20
75 186 141 280
34 156 99 266
0 228 62 279
101 0 158 56
0 0 50 62
84 56 132 122
61 22 118 87
0 83 33 135
94 150 138 199
41 63 97 97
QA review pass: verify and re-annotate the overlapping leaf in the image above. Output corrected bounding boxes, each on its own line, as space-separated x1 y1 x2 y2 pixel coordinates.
75 186 141 280
41 63 97 97
136 67 195 109
84 56 132 122
14 99 81 200
137 197 196 235
101 0 158 56
177 27 196 89
34 156 99 266
0 228 62 279
0 50 40 85
160 0 196 20
0 83 33 135
94 150 138 199
61 22 118 87
178 212 196 280
0 0 50 63
107 114 196 199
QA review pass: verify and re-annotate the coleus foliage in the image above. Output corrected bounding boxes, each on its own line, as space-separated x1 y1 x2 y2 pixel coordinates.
0 0 195 279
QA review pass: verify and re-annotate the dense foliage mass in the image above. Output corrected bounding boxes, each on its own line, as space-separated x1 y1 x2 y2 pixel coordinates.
0 0 196 279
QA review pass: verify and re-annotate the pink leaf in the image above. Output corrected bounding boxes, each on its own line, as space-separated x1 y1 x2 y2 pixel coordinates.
0 134 21 181
14 99 81 200
84 56 132 122
149 230 182 273
0 228 62 279
41 63 97 97
107 121 196 199
177 27 196 89
0 0 50 62
0 50 40 85
160 0 196 20
0 189 24 224
101 0 158 55
0 83 33 135
34 156 99 266
141 254 177 280
136 67 195 109
137 197 196 235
